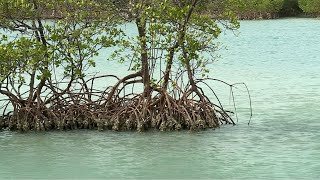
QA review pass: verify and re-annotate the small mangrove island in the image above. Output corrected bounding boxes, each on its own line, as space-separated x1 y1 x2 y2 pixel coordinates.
0 0 245 132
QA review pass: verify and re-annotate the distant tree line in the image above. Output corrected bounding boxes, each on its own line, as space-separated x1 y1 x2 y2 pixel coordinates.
299 0 320 16
227 0 320 19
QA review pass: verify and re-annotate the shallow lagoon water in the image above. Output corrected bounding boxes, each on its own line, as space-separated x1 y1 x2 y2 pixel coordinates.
1 18 320 179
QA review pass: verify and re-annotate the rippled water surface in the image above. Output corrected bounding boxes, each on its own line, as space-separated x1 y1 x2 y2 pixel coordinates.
1 18 320 179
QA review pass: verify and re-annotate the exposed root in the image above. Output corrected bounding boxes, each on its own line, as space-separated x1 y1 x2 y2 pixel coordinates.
0 75 236 132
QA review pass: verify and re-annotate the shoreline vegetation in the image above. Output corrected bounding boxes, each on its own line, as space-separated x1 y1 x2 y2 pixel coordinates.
2 0 319 21
1 0 319 132
230 0 320 20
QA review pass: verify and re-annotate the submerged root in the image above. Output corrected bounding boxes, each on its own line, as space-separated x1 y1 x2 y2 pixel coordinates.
0 92 233 132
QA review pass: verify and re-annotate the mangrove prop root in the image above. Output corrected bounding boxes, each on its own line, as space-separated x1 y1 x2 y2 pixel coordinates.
0 75 236 132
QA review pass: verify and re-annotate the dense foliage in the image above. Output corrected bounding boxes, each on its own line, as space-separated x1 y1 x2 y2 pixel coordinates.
299 0 320 15
228 0 319 19
227 0 284 19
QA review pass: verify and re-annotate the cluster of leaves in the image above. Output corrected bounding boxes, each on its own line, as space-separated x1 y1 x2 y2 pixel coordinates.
0 36 46 83
46 20 123 79
299 0 320 15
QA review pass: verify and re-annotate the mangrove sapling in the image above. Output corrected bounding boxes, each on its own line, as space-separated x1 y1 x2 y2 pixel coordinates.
94 0 244 131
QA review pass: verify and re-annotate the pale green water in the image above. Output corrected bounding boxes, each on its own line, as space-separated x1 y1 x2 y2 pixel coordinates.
1 18 320 179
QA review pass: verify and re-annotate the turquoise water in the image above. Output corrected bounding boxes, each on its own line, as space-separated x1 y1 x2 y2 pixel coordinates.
1 18 320 179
